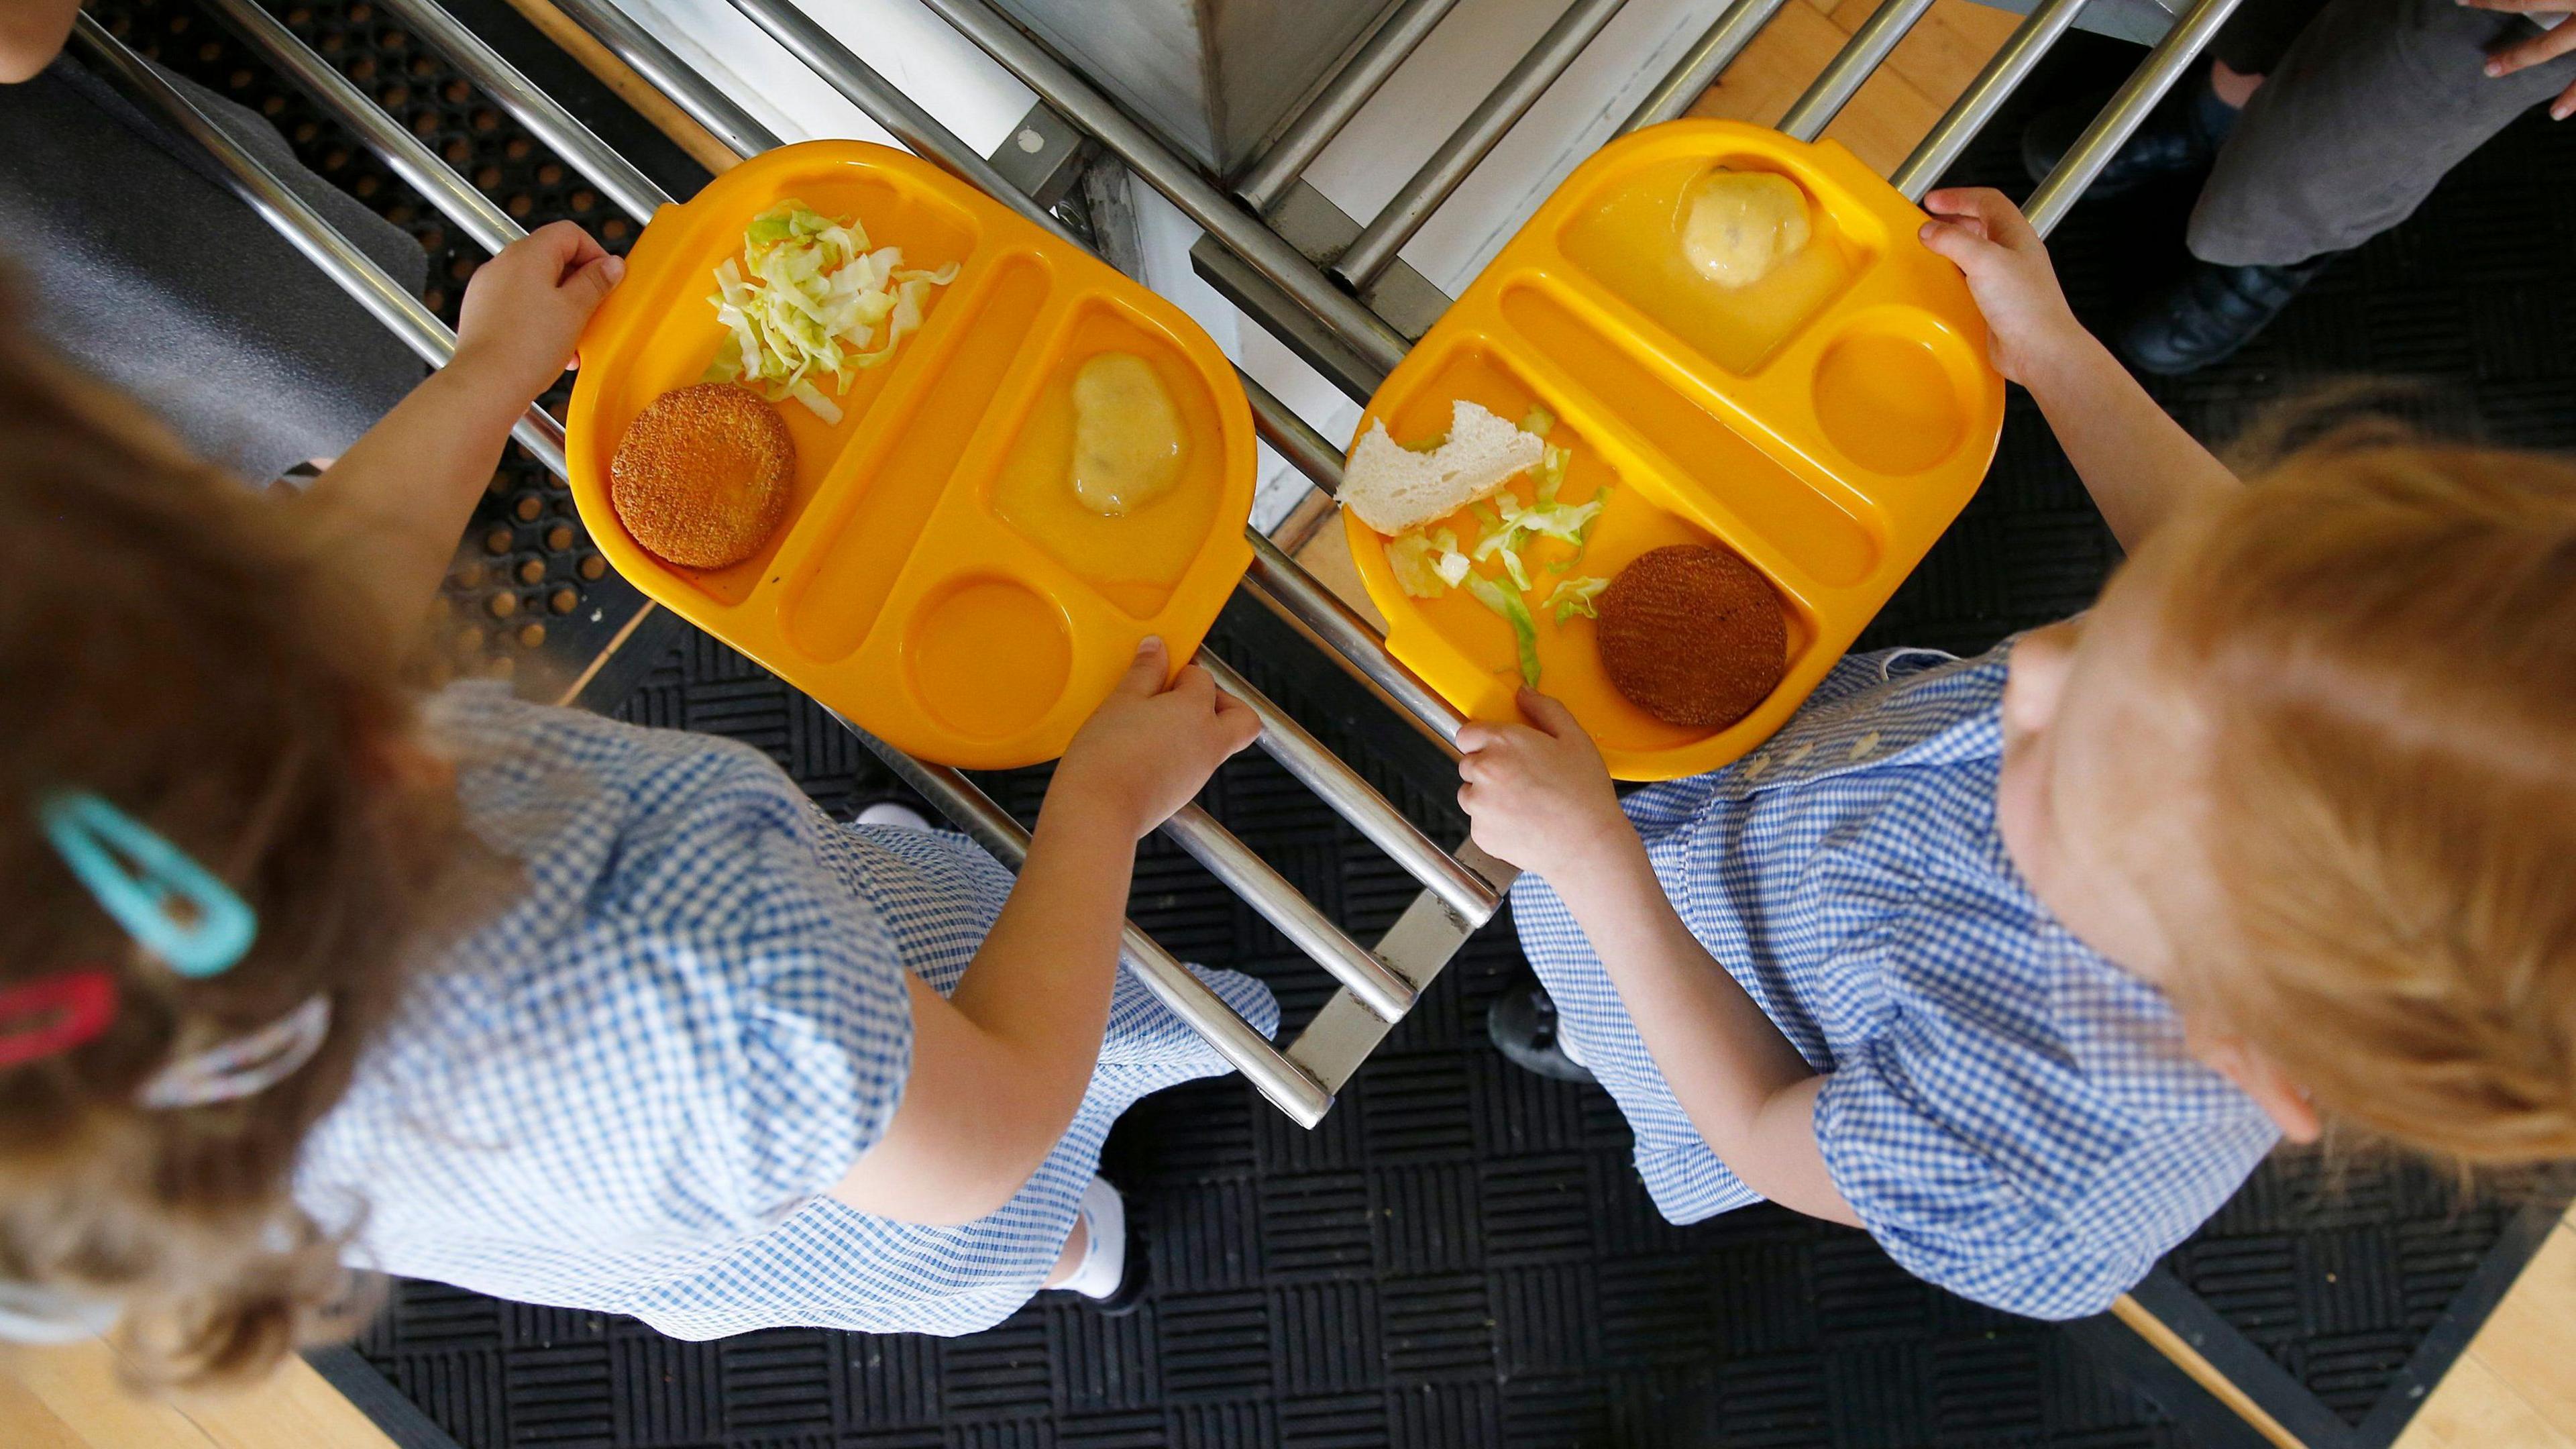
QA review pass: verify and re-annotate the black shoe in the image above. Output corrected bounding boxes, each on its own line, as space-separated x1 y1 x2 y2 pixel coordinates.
2117 254 2336 374
2019 68 2238 201
1487 980 1595 1084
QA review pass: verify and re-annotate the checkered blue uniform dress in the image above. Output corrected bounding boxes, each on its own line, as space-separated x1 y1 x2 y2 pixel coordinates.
294 685 1279 1340
1511 644 2279 1320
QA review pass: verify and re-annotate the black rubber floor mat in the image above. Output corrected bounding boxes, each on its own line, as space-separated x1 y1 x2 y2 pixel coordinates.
62 5 2571 1446
337 600 2197 1449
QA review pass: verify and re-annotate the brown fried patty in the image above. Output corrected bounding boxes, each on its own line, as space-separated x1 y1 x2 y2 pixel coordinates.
1595 543 1786 729
610 382 796 570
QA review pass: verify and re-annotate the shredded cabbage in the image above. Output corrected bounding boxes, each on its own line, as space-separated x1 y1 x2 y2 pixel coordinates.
1536 445 1570 502
1466 574 1542 687
1544 575 1609 623
703 201 957 420
1519 403 1556 437
1385 527 1468 598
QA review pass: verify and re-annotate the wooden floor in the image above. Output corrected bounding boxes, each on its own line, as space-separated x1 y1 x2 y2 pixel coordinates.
0 1338 396 1449
10 2 2570 1446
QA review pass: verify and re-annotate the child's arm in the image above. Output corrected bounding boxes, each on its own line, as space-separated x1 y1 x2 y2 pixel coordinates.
1918 189 2238 552
1458 693 1860 1226
830 637 1263 1224
289 222 622 656
1 0 80 81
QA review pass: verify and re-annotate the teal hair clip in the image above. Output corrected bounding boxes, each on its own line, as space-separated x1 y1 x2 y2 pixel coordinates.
38 792 257 979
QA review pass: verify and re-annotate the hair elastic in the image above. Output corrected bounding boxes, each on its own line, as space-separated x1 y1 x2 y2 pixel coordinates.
0 969 118 1069
38 792 257 979
135 994 333 1110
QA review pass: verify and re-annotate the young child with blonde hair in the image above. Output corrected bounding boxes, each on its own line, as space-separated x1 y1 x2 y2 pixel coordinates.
1470 187 2576 1317
0 222 1271 1381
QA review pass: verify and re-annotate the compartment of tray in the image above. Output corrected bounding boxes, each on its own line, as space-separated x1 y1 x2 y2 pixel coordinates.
575 166 981 608
983 297 1236 621
1497 278 1882 589
776 254 1056 664
1556 149 1869 379
1352 338 1821 762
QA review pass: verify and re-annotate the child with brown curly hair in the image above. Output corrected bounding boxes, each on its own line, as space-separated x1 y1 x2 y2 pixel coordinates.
0 221 1271 1382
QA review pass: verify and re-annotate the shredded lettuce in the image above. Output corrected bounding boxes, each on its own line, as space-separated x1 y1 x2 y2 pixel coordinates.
1399 430 1451 453
1466 574 1543 687
1535 445 1570 502
1519 403 1556 437
1544 575 1609 624
1385 527 1468 598
703 201 956 421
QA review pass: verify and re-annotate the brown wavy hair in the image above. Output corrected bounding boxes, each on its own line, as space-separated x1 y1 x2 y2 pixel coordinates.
2149 425 2576 1165
0 280 464 1388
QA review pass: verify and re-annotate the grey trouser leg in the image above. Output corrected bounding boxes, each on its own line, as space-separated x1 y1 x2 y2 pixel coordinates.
2188 0 2576 266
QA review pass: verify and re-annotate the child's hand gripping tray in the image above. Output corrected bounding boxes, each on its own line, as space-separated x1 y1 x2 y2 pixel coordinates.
1344 121 2005 780
567 141 1255 769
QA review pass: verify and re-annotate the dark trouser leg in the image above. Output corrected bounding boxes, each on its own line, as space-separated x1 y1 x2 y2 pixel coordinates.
2210 0 2331 76
2189 0 2576 266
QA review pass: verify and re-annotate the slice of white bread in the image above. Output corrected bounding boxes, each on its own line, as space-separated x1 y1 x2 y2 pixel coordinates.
1339 399 1544 535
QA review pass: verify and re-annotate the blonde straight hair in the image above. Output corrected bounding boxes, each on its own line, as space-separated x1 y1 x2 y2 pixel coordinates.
2151 435 2576 1163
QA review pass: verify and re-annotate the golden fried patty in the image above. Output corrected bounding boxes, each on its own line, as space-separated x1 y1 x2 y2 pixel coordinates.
1595 543 1786 729
610 383 796 570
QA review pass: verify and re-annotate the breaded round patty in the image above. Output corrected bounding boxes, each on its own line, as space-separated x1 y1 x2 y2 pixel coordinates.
1596 543 1786 729
610 383 796 570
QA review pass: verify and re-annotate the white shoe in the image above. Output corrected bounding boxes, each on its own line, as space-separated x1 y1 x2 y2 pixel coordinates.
854 800 932 831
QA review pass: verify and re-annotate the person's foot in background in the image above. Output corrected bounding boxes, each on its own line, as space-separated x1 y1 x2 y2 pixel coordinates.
1487 979 1596 1085
2019 57 2259 200
2023 57 2329 374
2116 251 2338 374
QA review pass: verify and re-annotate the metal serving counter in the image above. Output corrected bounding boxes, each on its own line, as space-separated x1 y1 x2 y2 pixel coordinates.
71 0 2237 1126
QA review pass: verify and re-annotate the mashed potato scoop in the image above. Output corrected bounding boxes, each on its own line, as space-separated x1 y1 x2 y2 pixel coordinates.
1679 168 1812 289
1070 352 1187 517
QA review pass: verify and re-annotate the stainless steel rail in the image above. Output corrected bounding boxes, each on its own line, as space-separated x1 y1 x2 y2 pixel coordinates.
549 0 787 157
371 0 672 220
912 0 1413 380
344 0 1503 1116
1330 0 1629 290
2026 0 2243 236
1234 0 1462 213
1162 805 1417 1020
67 14 566 476
203 0 519 255
1194 653 1495 923
87 3 1342 1127
1244 533 1466 748
1777 0 1937 142
146 0 2188 1120
1891 0 2091 199
1618 0 1796 132
838 719 1337 1125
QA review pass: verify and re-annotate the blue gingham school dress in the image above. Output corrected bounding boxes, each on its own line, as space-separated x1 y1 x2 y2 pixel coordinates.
1511 645 2279 1320
293 685 1279 1340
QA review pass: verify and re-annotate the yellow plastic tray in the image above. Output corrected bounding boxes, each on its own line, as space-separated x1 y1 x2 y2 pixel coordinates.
568 141 1255 768
1346 121 2005 780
